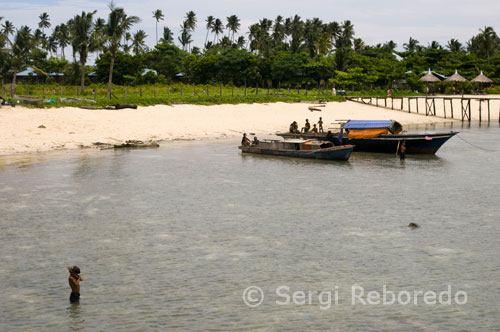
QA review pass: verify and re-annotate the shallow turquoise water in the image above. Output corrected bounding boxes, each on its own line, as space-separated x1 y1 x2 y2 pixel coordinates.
0 125 499 331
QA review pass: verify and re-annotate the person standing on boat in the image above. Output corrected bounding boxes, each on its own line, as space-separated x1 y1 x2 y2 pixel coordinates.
68 266 82 303
301 119 311 133
241 133 251 146
317 117 324 133
399 139 406 160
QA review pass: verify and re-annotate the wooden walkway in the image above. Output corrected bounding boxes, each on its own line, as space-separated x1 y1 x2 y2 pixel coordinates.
346 96 500 123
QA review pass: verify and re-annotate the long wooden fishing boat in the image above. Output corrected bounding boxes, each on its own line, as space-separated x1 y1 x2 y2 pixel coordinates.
277 120 457 155
239 139 354 160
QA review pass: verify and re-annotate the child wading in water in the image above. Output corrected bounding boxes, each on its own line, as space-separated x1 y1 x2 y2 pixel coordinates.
68 266 82 303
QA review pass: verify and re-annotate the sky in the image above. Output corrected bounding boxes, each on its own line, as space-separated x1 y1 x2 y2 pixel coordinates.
2 0 500 53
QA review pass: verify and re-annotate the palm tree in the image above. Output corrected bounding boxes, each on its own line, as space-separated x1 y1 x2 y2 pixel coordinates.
226 15 240 42
403 37 419 52
353 38 365 54
204 16 214 46
447 38 463 52
160 26 173 44
289 15 304 53
104 4 140 96
2 20 14 37
9 26 33 87
272 15 285 48
122 32 132 53
185 11 197 31
38 13 51 34
178 21 191 51
93 18 107 57
132 30 147 55
428 41 441 49
477 26 498 61
55 23 70 59
152 9 164 45
212 18 223 43
184 11 196 51
69 10 96 93
47 33 58 56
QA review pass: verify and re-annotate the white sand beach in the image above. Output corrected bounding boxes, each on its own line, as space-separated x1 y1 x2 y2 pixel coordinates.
0 100 464 155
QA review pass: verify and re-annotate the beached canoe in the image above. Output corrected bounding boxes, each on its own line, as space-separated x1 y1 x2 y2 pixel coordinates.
277 120 457 155
239 139 353 160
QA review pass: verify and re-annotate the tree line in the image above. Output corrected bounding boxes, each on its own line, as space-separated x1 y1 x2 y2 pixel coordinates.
1 6 499 94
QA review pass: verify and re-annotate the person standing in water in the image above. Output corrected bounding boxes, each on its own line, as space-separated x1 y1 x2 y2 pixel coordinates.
399 139 406 160
68 266 82 303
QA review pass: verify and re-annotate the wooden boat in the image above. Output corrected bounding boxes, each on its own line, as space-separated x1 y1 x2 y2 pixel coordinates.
277 120 457 155
239 139 354 160
14 95 44 105
61 97 96 103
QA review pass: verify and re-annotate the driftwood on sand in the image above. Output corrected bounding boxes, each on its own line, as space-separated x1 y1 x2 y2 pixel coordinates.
105 104 138 110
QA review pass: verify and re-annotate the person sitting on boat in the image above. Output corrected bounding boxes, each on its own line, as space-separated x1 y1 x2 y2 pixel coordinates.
301 119 311 133
252 136 259 145
293 121 299 133
241 133 251 146
310 124 318 133
0 96 5 105
318 117 324 132
289 122 296 133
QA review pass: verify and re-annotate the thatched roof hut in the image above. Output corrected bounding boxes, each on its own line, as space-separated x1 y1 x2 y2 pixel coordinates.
419 69 442 83
445 70 468 83
471 71 493 83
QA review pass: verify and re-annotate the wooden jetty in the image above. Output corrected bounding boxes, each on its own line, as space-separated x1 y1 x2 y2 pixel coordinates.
346 96 500 123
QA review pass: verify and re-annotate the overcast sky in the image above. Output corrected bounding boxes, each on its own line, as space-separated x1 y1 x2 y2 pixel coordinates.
2 0 499 52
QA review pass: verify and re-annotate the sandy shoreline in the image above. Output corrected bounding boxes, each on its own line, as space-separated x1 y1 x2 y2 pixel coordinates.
0 101 457 155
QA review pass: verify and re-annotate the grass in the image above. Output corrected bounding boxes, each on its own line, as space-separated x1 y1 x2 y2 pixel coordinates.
2 83 347 108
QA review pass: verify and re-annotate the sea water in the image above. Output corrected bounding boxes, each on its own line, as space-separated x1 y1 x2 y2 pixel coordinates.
0 125 499 331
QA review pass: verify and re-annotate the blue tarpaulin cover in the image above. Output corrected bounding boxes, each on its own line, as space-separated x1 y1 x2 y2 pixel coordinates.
343 120 393 129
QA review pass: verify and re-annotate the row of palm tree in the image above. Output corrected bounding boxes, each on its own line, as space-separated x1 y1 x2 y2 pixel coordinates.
1 9 499 91
1 4 140 95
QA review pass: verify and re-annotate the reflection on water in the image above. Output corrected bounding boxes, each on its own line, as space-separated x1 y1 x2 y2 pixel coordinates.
1 127 500 331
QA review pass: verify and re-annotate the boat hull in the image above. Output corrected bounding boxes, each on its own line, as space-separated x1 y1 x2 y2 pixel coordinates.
239 145 353 160
277 132 457 155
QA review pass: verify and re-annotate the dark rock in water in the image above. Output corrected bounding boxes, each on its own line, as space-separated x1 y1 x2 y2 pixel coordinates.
114 140 159 149
408 222 420 229
38 125 46 128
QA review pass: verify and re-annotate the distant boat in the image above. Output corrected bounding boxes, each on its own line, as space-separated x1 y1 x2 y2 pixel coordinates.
239 139 354 160
277 120 457 155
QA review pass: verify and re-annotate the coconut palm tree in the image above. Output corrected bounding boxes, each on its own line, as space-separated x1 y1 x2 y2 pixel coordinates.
477 26 498 61
55 23 70 59
447 38 463 52
403 37 419 52
212 18 223 43
38 13 51 34
132 30 147 55
204 16 214 46
289 15 304 53
9 26 33 87
185 11 197 31
160 27 173 44
2 20 14 37
272 15 285 48
46 32 58 57
104 4 140 96
184 11 196 51
152 9 164 45
178 21 191 51
69 10 97 93
226 15 240 42
428 41 441 49
93 18 107 56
